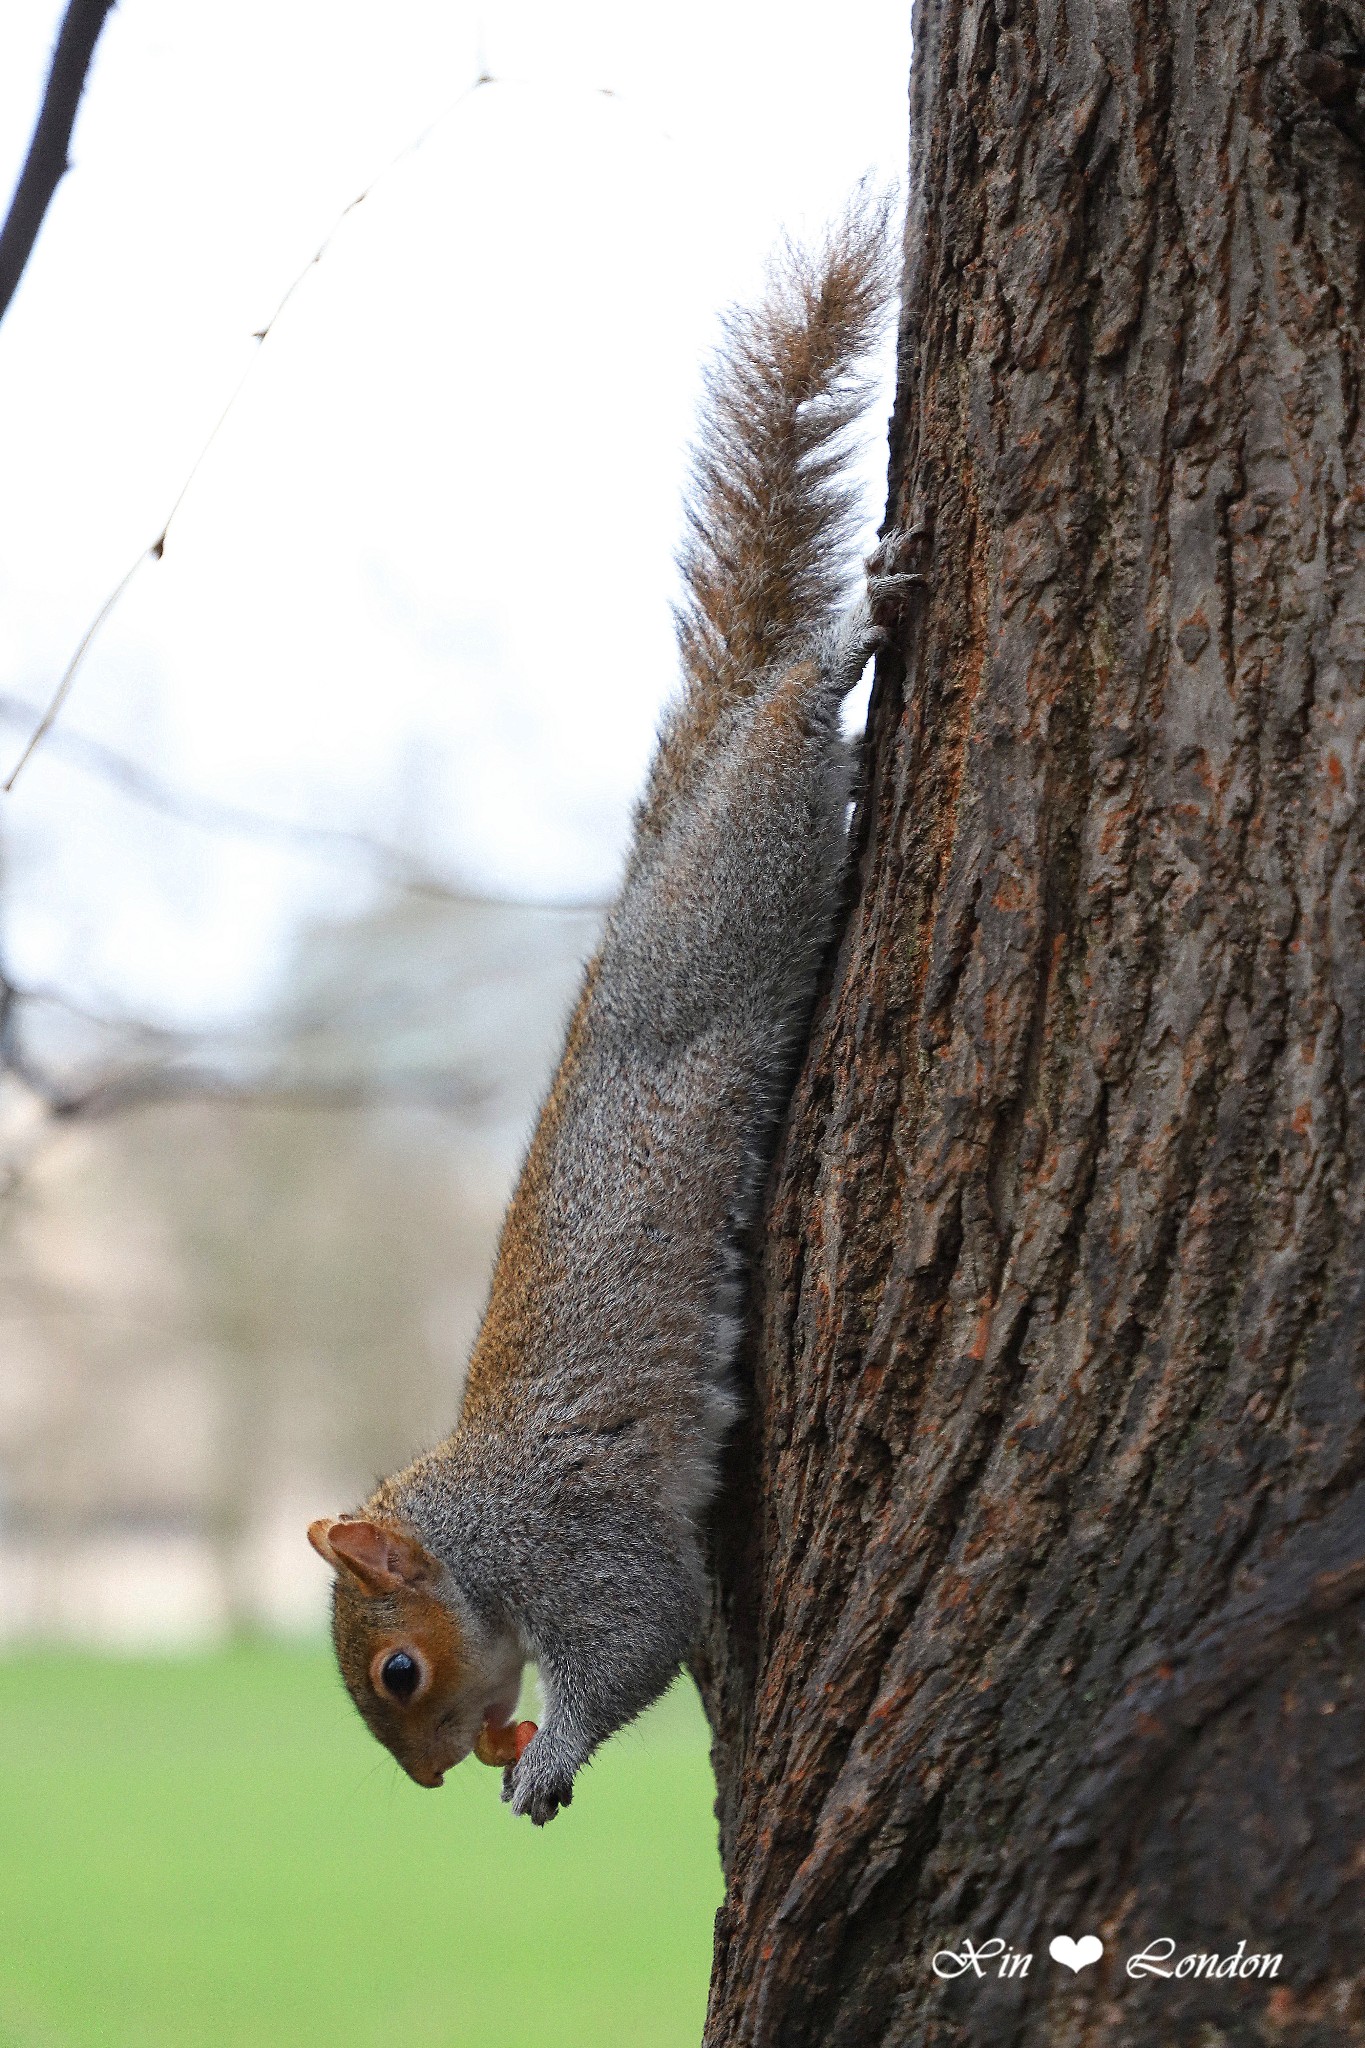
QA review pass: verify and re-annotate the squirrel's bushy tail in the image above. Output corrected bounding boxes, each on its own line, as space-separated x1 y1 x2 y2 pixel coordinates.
677 188 896 697
638 189 896 841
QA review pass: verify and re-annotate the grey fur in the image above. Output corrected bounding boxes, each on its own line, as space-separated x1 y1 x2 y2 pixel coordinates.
383 601 894 1823
321 207 905 1823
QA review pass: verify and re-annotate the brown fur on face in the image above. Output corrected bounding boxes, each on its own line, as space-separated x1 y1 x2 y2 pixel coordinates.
308 1518 503 1789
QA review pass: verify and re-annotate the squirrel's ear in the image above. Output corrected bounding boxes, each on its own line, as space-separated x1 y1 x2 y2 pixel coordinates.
311 1518 436 1595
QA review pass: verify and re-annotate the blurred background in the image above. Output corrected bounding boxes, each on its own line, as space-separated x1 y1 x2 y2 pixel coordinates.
0 1 908 2040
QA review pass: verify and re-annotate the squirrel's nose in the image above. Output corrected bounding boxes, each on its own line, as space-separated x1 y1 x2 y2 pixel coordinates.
410 1762 445 1789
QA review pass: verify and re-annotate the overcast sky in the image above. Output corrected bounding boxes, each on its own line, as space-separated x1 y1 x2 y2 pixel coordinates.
0 0 909 1030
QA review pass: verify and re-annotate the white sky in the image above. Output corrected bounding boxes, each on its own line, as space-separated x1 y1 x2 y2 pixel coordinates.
0 0 909 1030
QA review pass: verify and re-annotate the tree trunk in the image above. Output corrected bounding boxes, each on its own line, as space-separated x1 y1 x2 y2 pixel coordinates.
693 4 1365 2043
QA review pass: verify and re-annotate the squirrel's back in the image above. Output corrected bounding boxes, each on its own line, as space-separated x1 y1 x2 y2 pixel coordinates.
461 191 895 1429
464 188 900 1409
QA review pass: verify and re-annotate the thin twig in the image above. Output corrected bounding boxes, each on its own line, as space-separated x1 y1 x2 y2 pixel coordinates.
0 692 461 902
0 691 612 910
0 955 499 1121
0 959 97 1110
2 64 498 793
45 1063 499 1123
0 0 118 326
3 68 656 795
0 554 142 791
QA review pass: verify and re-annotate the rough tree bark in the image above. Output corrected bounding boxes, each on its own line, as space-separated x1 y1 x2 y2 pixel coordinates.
694 3 1365 2044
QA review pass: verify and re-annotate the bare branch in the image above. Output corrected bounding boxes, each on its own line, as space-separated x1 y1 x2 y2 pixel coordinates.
0 557 141 792
0 964 67 1106
41 1061 498 1123
0 958 497 1123
0 691 620 910
1 65 497 793
0 0 117 328
0 65 662 794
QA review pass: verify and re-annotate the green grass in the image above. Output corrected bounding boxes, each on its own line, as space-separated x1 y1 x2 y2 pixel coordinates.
0 1645 722 2048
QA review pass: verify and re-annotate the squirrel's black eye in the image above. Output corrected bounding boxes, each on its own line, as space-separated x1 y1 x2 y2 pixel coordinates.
380 1650 421 1701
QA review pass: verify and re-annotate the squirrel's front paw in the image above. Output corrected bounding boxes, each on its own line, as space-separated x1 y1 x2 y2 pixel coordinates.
865 526 930 637
507 1738 576 1826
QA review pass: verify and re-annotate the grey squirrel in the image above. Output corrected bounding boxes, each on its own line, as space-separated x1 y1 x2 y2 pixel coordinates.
307 193 917 1823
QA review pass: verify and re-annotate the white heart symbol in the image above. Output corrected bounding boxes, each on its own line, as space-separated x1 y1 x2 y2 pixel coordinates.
1049 1935 1103 1973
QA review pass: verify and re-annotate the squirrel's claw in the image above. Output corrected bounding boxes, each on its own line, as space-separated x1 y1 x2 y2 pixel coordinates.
506 1734 576 1825
865 526 930 640
865 525 929 580
826 528 931 689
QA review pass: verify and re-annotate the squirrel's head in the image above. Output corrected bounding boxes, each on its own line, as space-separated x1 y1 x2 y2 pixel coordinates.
307 1516 517 1788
